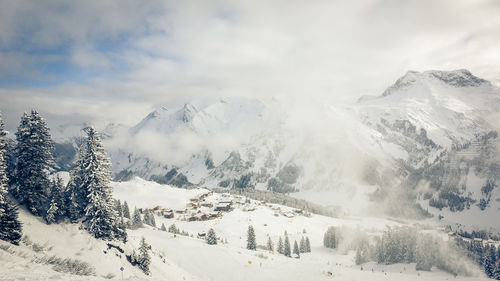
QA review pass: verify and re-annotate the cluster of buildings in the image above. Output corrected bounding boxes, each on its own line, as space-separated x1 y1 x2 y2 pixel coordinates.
149 190 310 223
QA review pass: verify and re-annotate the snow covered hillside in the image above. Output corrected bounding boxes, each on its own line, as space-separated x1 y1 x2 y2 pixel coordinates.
2 177 496 280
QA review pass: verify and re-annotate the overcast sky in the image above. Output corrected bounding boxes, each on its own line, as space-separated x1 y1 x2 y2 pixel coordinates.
1 0 500 131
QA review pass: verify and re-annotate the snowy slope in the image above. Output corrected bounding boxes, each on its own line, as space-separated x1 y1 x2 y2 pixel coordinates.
2 178 491 280
114 179 490 281
0 206 202 281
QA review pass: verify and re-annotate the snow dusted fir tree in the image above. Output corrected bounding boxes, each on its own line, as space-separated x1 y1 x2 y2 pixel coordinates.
0 114 22 245
73 127 126 241
485 244 496 278
143 210 156 227
206 228 217 245
115 200 123 217
305 236 311 253
277 236 284 254
14 111 54 216
132 207 143 229
299 237 306 253
293 240 300 258
138 236 151 275
44 175 67 224
67 140 88 221
267 236 274 252
284 235 291 257
247 225 256 250
160 223 167 231
122 201 131 219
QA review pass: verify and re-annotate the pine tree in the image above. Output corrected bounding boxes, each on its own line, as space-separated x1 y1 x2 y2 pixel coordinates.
323 226 339 249
122 201 131 219
207 228 217 245
247 225 256 250
494 257 500 280
277 237 284 254
485 244 497 278
143 210 151 226
161 223 167 231
138 236 151 275
0 115 22 245
305 236 311 253
44 175 66 224
14 111 54 216
67 141 88 221
293 240 300 258
132 207 143 229
143 210 156 227
284 235 291 257
78 127 124 241
299 236 306 253
115 200 122 217
267 236 274 252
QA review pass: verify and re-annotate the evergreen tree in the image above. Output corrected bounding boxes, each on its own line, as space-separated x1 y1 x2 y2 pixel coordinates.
0 115 22 245
497 245 500 261
143 210 151 226
168 223 178 234
115 200 122 217
161 223 167 231
206 228 217 245
485 244 497 278
78 127 124 241
277 237 284 254
305 236 311 253
494 257 500 280
267 236 274 252
67 141 88 221
138 236 151 275
122 201 131 219
143 210 156 227
284 235 291 257
247 225 256 250
132 207 143 229
323 226 339 249
14 111 54 216
44 175 66 224
299 236 306 253
293 240 300 258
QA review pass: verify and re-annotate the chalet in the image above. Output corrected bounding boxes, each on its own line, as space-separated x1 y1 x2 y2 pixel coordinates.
293 209 303 214
215 203 231 212
187 202 198 208
164 211 174 219
201 202 213 208
209 211 222 219
283 212 295 218
175 209 187 214
197 213 209 221
188 216 198 222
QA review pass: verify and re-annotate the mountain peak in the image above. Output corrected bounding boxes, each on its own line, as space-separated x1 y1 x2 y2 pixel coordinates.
382 69 490 97
182 103 198 123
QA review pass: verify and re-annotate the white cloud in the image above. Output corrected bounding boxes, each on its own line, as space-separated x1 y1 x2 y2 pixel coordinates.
1 0 500 131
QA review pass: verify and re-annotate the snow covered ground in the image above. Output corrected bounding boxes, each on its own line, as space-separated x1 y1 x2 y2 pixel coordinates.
1 177 490 280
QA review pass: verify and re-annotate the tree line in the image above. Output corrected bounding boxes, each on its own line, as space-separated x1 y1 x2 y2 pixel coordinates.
0 111 126 244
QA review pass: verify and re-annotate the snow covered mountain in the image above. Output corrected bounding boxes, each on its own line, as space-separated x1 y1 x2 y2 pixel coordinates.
356 69 500 225
50 69 500 223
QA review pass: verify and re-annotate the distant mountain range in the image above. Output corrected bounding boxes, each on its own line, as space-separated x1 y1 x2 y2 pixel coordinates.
51 69 500 224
